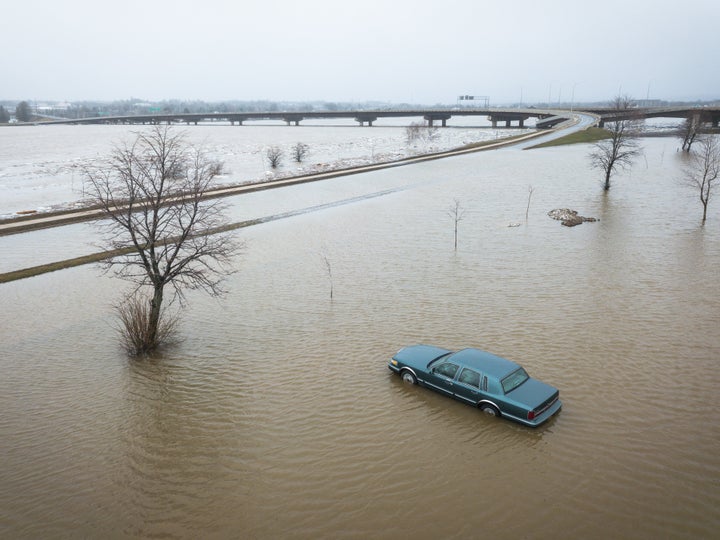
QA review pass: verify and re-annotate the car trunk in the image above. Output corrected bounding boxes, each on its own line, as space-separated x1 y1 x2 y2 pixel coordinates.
508 378 558 411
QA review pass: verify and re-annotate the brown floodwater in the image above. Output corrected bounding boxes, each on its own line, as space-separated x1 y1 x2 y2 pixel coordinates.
1 138 719 539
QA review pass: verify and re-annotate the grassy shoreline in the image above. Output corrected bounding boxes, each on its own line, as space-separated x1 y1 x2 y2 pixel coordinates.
530 127 610 148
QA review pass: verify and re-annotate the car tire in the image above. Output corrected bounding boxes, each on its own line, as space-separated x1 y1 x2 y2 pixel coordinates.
401 371 417 385
480 404 500 417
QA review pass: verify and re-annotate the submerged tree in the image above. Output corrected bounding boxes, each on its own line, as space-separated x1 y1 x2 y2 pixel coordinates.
683 135 720 223
84 126 240 355
291 142 309 163
266 146 283 169
589 95 642 191
405 121 439 147
448 198 466 251
321 253 334 300
678 115 700 152
526 185 535 223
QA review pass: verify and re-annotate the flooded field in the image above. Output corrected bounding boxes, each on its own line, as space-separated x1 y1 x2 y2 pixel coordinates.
1 136 719 539
0 119 521 217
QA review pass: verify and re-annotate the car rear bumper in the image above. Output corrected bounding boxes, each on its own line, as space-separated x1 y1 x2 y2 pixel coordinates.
504 399 562 427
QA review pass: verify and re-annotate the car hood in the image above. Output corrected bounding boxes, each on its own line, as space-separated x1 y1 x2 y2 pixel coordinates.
507 377 558 408
394 345 452 370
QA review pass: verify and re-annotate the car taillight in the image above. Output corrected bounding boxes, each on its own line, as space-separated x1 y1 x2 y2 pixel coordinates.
527 410 536 420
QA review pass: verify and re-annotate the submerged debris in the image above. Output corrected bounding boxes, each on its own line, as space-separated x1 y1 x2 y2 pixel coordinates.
548 208 598 227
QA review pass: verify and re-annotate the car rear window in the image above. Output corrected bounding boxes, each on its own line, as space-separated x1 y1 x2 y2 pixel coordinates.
501 368 529 394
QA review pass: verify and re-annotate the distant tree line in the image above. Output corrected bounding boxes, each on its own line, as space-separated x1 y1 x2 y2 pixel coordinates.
0 101 38 122
0 99 435 120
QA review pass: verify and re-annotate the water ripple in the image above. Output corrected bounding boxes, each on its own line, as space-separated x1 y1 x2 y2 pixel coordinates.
1 139 719 539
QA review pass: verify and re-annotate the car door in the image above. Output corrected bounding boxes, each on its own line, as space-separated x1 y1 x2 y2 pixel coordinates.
454 367 482 404
425 361 460 396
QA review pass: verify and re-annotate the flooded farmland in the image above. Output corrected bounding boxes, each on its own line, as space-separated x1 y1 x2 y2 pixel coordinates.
1 132 719 539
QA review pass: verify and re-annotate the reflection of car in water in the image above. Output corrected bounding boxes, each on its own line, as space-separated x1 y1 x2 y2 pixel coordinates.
389 345 562 426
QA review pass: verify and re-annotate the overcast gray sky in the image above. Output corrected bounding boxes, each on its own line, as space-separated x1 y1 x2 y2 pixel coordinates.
4 0 718 104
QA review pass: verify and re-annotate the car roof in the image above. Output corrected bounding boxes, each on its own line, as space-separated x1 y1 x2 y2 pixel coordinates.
449 348 520 378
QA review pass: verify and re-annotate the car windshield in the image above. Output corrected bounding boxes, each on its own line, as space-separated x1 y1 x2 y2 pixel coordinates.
501 368 529 394
427 353 452 367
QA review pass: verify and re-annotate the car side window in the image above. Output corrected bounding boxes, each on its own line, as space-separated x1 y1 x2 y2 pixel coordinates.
458 368 480 388
482 376 488 392
433 362 459 379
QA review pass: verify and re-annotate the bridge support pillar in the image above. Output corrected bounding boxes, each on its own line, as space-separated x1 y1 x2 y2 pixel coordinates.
355 116 377 126
284 115 303 126
489 114 530 128
424 114 451 127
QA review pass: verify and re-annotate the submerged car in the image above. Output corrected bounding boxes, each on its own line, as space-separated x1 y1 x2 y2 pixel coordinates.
388 345 561 427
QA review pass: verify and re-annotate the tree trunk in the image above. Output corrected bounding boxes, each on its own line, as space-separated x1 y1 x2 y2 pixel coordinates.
603 170 612 191
148 284 164 348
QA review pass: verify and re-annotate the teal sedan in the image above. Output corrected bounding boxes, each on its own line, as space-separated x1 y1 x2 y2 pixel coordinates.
388 345 562 427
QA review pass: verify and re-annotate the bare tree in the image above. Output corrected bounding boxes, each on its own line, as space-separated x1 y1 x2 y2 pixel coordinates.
405 121 440 147
266 146 283 169
84 126 240 354
678 115 700 152
405 122 422 145
683 135 720 223
448 198 466 251
589 95 642 191
425 124 440 145
526 185 535 223
291 142 309 163
321 254 333 300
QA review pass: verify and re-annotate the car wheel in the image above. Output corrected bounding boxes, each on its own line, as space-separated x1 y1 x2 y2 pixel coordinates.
401 371 417 385
480 404 500 417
